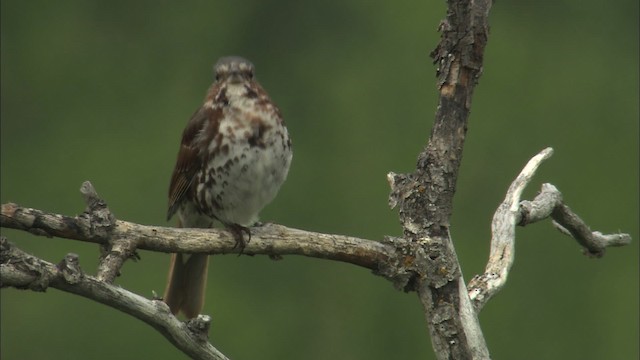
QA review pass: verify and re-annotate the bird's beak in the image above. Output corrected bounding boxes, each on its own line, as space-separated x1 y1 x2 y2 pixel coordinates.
228 71 243 84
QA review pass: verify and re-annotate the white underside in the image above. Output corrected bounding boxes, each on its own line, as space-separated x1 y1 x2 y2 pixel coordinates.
180 82 292 228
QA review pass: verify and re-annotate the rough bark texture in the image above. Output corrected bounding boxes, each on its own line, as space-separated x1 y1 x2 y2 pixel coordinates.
387 0 493 358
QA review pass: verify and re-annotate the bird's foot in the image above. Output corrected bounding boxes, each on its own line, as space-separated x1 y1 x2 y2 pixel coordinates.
228 224 251 255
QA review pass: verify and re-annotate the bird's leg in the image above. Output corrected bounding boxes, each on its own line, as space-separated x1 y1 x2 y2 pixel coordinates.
228 224 251 255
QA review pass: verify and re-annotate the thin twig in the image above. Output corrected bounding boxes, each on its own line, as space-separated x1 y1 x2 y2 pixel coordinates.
550 202 630 257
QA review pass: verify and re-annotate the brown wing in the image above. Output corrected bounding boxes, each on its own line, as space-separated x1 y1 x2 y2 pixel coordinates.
167 107 211 220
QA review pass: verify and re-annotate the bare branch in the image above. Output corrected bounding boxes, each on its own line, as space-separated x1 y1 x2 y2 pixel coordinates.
1 202 396 271
550 202 631 257
96 238 139 283
78 181 136 283
468 148 553 311
468 149 632 311
0 236 229 360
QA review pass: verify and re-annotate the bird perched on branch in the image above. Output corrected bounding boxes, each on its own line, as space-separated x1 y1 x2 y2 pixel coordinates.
164 56 292 318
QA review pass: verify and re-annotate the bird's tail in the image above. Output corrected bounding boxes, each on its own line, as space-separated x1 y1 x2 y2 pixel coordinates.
163 252 209 318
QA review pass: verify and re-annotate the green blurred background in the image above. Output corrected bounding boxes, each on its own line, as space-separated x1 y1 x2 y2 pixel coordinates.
1 1 637 359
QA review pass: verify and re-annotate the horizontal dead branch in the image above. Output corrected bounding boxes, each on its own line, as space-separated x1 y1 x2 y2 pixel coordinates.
1 182 422 292
1 201 395 269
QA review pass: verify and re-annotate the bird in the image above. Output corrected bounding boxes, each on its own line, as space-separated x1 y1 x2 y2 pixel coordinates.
163 56 292 318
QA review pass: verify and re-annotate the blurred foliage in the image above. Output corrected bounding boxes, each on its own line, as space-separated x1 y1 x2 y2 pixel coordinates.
1 1 638 359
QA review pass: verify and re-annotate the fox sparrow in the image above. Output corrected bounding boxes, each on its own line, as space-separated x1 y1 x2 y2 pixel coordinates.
164 56 292 318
